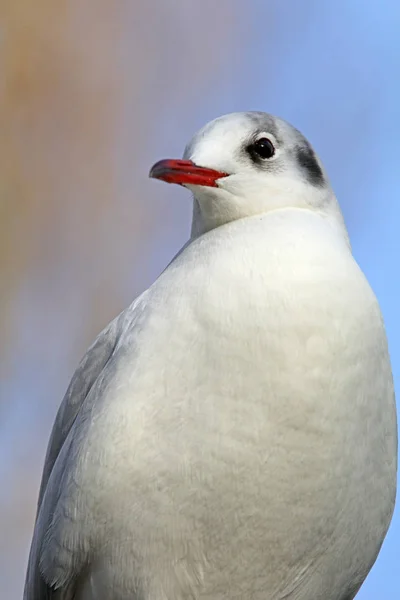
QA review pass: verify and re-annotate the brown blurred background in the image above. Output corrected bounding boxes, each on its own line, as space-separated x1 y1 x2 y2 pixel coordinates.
0 2 245 595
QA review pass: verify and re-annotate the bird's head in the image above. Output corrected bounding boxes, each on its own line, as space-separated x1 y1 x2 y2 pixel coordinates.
150 111 346 238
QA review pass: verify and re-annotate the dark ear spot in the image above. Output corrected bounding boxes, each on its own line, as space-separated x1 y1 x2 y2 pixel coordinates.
296 143 325 187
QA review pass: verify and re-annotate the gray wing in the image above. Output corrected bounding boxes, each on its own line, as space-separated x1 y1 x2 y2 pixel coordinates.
24 311 124 600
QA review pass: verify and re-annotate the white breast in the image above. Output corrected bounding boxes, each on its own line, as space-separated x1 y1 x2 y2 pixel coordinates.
73 209 396 600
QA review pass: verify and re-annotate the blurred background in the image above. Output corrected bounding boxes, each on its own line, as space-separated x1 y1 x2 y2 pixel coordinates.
1 1 399 597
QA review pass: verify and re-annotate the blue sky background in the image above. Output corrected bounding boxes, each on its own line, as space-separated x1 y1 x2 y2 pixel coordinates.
1 2 399 597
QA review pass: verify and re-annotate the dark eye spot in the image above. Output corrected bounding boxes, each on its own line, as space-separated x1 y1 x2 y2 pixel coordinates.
296 143 325 186
247 137 275 162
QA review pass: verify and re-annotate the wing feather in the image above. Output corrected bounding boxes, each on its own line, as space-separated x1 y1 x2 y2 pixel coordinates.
24 313 122 600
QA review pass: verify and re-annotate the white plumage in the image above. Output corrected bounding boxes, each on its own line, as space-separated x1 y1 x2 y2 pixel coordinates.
25 112 397 600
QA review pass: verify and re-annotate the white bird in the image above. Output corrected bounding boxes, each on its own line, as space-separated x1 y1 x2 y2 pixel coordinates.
24 112 397 600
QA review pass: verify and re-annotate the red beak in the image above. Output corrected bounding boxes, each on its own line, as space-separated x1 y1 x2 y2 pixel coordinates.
149 159 228 188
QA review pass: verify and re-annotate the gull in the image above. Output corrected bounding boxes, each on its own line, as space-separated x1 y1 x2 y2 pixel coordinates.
24 111 397 600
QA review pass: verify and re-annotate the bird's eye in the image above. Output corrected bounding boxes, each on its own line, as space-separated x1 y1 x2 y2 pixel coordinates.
248 137 275 160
